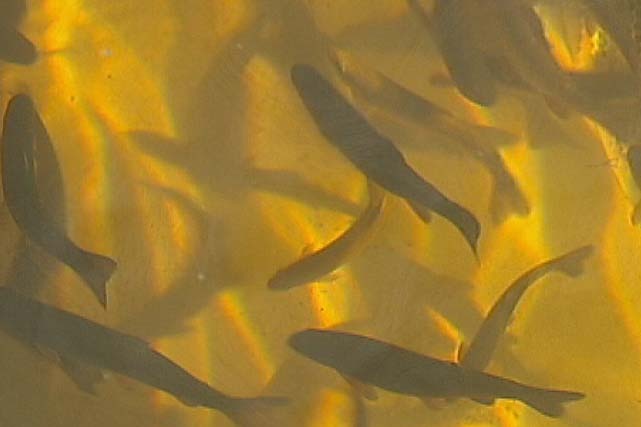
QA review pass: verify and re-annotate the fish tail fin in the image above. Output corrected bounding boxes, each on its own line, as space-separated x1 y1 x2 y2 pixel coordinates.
554 245 594 277
488 170 530 224
224 396 290 427
75 250 117 307
520 388 585 417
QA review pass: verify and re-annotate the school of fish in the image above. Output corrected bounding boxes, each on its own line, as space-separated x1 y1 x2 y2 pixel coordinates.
2 0 641 425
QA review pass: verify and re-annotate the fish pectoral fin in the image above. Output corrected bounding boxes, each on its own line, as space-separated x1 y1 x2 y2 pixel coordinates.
406 200 432 224
631 202 641 225
340 374 378 401
34 343 61 363
419 397 449 410
470 395 496 406
59 357 105 395
300 243 316 257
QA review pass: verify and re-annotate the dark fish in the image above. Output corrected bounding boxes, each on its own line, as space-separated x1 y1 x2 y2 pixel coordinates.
1 94 116 307
289 329 584 417
0 287 286 420
0 28 37 65
492 0 583 103
407 0 498 106
290 64 480 254
268 182 385 291
578 0 641 93
329 48 528 223
458 245 593 370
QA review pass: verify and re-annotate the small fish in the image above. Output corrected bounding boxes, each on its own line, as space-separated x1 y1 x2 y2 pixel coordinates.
290 64 480 254
329 48 529 223
0 287 287 421
458 245 594 370
268 181 385 290
1 94 117 307
289 328 584 417
407 0 498 106
627 144 641 224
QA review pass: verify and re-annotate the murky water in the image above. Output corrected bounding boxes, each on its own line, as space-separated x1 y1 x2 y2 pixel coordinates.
1 0 641 426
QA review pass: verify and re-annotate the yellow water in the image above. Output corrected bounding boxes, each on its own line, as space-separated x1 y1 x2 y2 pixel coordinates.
1 0 641 426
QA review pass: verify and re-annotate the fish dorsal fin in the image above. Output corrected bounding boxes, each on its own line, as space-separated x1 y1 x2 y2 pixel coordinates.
340 373 378 401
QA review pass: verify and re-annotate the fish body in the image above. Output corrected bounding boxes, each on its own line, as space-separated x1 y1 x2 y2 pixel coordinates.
290 64 480 254
289 329 584 417
408 0 498 105
459 245 593 370
268 182 385 290
329 49 528 223
0 287 286 416
1 94 116 306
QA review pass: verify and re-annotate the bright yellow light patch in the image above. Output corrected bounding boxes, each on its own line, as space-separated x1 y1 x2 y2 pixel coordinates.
217 290 275 383
306 388 352 427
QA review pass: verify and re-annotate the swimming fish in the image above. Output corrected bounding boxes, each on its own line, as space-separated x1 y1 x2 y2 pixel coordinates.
329 48 529 223
289 328 584 417
268 181 385 290
1 94 117 307
458 245 594 370
290 64 480 254
0 287 287 421
407 0 498 106
492 0 586 106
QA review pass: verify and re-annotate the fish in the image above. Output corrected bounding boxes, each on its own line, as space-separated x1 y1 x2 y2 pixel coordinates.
627 144 641 224
0 28 37 65
577 0 641 93
1 94 117 307
458 245 594 370
0 287 287 422
329 48 529 223
289 328 585 417
290 64 480 254
407 0 498 106
268 181 385 290
492 0 586 105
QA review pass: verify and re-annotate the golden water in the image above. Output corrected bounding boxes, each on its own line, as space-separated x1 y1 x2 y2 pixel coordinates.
1 1 640 426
